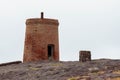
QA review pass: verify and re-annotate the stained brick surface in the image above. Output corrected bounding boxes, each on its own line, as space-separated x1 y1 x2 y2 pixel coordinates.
23 18 59 62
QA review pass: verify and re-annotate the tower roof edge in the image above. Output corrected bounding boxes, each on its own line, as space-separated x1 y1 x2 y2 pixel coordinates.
26 18 59 25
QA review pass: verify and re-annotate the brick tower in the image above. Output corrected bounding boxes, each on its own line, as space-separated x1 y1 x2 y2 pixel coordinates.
23 12 59 62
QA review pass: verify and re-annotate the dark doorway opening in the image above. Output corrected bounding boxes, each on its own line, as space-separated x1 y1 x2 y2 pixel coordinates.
48 44 54 60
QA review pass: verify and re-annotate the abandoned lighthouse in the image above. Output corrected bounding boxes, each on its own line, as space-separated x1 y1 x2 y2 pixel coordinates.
23 12 59 62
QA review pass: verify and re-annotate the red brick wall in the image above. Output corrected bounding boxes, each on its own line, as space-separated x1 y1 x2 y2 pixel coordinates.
23 18 59 62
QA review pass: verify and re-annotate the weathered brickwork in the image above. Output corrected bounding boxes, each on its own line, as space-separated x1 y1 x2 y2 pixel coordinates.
79 51 91 62
23 13 59 62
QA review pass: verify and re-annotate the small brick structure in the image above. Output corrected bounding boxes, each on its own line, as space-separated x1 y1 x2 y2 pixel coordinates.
23 12 59 62
79 51 91 62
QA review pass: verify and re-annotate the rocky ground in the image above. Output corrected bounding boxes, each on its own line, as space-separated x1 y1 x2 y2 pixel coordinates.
0 59 120 80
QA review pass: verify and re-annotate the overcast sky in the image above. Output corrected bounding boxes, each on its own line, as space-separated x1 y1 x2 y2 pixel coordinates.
0 0 120 63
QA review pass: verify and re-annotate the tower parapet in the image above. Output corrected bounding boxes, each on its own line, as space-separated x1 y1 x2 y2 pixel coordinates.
26 18 59 25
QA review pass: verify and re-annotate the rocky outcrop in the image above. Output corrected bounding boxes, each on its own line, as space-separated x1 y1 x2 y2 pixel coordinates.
0 59 120 80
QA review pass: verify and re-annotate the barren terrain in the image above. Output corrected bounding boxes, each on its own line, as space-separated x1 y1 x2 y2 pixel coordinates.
0 59 120 80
